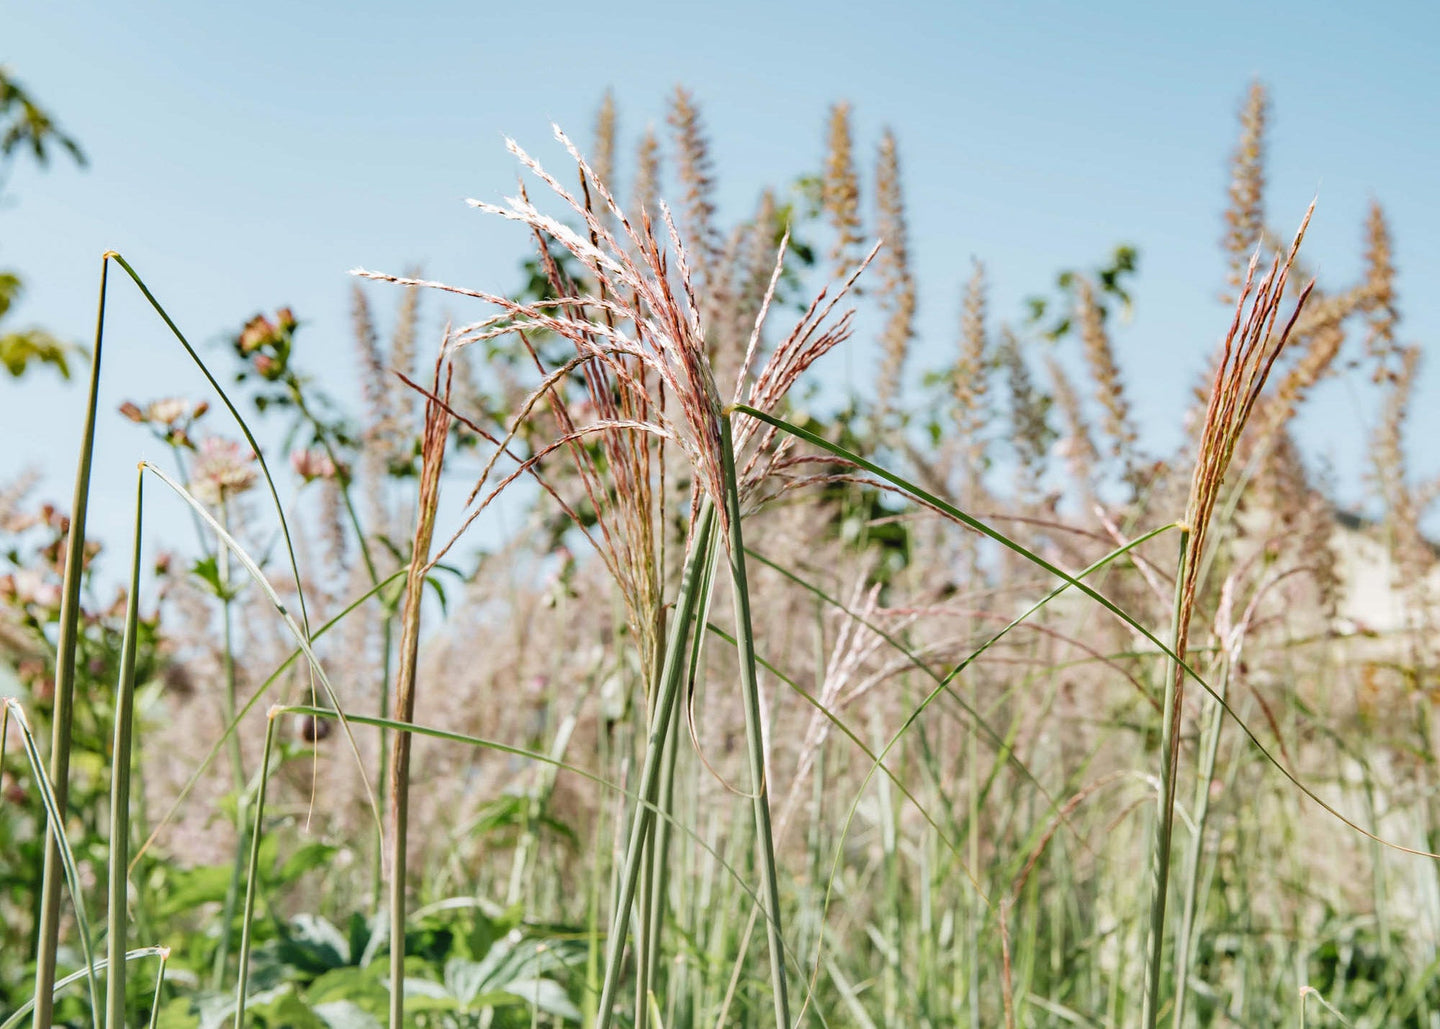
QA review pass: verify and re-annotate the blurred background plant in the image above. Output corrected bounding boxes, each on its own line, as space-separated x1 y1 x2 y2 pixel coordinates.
0 65 85 380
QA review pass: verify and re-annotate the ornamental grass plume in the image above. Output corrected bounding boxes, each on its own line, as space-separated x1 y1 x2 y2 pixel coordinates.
355 122 874 1029
1142 201 1314 1029
355 126 870 557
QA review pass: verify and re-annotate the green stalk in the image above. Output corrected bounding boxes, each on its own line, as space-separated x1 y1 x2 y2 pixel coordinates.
645 540 717 1024
9 698 102 1025
389 378 447 1029
32 254 109 1029
292 387 395 917
210 497 247 991
1171 653 1231 1029
1141 528 1191 1029
596 501 716 1029
718 416 790 1029
232 710 280 1027
106 470 145 1029
145 949 169 1029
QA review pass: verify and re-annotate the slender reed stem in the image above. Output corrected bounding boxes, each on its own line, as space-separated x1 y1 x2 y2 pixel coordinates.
106 470 145 1029
596 501 715 1029
33 255 109 1029
210 497 247 991
1172 653 1230 1029
388 360 448 1029
1142 527 1191 1029
233 710 280 1028
718 416 791 1028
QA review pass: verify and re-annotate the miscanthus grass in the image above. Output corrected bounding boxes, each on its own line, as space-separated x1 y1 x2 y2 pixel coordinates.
7 83 1440 1029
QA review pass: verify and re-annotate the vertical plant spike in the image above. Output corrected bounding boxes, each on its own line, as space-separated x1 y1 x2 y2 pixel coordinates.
592 90 617 227
667 87 719 285
873 127 915 423
33 254 109 1029
106 469 145 1029
1076 275 1136 474
718 416 791 1028
632 127 661 228
388 354 451 1029
822 102 863 281
1222 81 1268 301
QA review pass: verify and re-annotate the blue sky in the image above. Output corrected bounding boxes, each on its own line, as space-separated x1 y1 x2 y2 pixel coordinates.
4 0 1439 558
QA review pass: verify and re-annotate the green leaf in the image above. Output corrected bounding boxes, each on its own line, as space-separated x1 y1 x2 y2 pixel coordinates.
189 555 223 595
0 329 74 379
277 842 339 884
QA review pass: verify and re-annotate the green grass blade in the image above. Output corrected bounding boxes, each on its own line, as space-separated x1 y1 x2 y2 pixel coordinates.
273 701 820 1015
1142 529 1190 1029
733 403 1440 859
130 568 405 873
0 947 168 1029
106 469 145 1029
596 502 715 1029
140 462 383 842
33 254 109 1029
6 698 102 1026
718 416 790 1028
232 711 281 1027
145 949 169 1029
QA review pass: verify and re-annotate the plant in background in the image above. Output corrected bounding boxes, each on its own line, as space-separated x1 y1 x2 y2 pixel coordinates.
0 66 86 381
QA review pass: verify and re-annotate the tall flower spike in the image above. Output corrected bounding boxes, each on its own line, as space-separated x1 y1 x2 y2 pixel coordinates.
1076 276 1136 473
1222 81 1268 302
667 87 719 286
1371 344 1430 591
631 126 661 231
999 327 1048 499
874 127 915 422
1047 355 1099 502
823 102 864 281
1362 201 1399 382
592 89 617 204
955 261 990 494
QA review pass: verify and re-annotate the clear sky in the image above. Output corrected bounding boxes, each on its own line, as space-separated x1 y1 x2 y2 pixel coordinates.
4 0 1439 560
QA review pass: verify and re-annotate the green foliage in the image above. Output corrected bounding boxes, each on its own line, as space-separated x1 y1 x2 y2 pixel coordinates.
0 67 86 168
